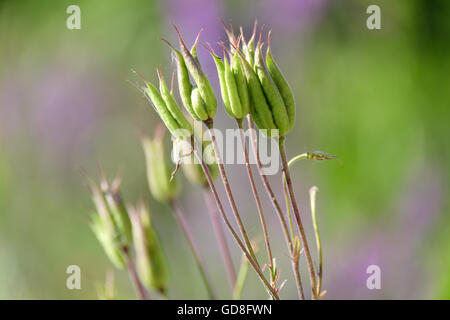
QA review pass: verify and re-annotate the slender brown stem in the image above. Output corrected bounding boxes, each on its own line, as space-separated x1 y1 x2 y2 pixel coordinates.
170 200 216 299
279 135 318 299
292 259 305 300
192 142 279 300
236 119 273 267
202 187 237 288
204 119 259 267
247 115 304 299
122 247 149 300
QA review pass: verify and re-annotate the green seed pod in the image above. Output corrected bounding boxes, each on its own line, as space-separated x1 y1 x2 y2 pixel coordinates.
231 52 250 117
266 31 295 132
142 131 180 203
141 77 191 140
241 21 258 67
190 29 202 65
209 49 232 117
191 87 209 121
84 173 126 269
234 46 277 135
173 50 197 119
90 214 126 269
101 174 133 246
224 55 244 119
157 69 193 135
254 43 290 136
173 25 217 119
130 201 169 293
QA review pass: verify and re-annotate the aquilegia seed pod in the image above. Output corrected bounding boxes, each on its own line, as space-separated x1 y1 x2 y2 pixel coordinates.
100 171 133 246
266 30 295 132
254 41 290 136
210 47 248 120
142 128 179 203
233 43 277 135
136 70 193 140
236 28 296 137
170 25 217 121
129 201 169 293
84 172 126 269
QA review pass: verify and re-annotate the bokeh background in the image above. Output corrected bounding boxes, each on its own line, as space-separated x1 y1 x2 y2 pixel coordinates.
0 0 449 299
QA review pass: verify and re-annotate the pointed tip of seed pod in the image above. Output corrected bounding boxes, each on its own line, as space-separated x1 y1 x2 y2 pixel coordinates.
97 163 109 192
131 68 147 83
171 23 189 51
126 79 144 93
201 41 216 56
160 37 181 55
267 29 272 51
110 168 123 192
239 26 247 45
257 24 265 46
235 33 242 49
78 167 97 195
156 66 164 82
248 20 258 45
191 28 204 51
220 18 235 41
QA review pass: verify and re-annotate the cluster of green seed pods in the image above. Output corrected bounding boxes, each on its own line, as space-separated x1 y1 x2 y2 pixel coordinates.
86 172 132 269
220 23 296 137
167 26 217 122
129 201 169 294
141 128 180 203
209 43 250 120
136 68 193 140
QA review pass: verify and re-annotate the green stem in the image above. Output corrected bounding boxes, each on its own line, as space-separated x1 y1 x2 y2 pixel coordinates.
247 115 304 299
192 139 280 300
204 119 259 267
279 136 318 299
236 118 273 269
310 186 322 297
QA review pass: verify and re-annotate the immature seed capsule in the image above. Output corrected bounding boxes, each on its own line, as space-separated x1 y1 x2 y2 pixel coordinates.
209 50 232 117
142 129 180 203
130 201 169 293
266 30 295 132
100 174 133 246
85 173 127 269
234 45 277 135
140 75 192 140
90 214 126 269
191 87 209 121
173 25 217 119
254 42 290 136
231 52 250 117
157 69 193 135
173 50 197 119
224 55 244 119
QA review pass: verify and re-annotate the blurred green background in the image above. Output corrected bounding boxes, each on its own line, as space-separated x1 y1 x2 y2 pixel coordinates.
0 0 449 299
